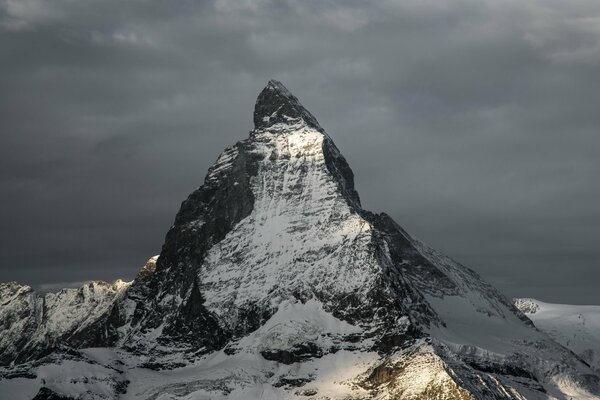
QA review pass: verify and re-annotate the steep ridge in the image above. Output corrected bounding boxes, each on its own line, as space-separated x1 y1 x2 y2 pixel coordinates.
0 80 599 399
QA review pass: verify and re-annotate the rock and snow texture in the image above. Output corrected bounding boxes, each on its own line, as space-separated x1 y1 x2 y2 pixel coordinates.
1 80 599 399
515 298 600 373
0 279 130 365
200 122 382 329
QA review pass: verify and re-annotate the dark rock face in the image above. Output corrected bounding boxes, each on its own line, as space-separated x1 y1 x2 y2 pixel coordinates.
273 377 314 388
66 305 123 350
254 80 322 131
372 325 423 354
115 138 264 353
367 212 459 296
0 122 266 363
321 137 361 208
261 342 324 365
32 388 75 400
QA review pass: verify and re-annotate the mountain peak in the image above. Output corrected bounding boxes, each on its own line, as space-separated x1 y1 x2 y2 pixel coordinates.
253 79 322 131
2 80 600 399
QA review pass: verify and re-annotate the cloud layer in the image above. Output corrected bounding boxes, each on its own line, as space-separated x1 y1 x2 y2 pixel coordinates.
1 0 599 303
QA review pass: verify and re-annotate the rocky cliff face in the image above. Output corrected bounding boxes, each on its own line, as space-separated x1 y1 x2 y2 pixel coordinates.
1 80 599 399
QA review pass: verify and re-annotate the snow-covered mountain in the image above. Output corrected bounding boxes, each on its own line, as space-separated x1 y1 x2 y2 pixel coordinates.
515 298 600 373
1 80 599 399
0 279 130 366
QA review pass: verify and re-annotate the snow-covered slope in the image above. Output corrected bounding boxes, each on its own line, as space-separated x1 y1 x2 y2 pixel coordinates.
0 279 130 366
515 298 600 372
1 80 599 399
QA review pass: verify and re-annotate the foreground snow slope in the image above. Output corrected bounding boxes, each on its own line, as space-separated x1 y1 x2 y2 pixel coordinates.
515 298 600 372
1 80 599 399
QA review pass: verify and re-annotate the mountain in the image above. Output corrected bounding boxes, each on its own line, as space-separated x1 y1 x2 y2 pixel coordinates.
515 298 600 373
0 279 130 366
1 80 599 399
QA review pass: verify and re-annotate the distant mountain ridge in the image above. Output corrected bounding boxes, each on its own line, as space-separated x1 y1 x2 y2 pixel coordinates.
1 80 598 399
515 298 600 373
0 279 130 366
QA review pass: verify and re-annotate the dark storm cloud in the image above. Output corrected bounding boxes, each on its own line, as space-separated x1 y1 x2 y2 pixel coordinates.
1 0 599 303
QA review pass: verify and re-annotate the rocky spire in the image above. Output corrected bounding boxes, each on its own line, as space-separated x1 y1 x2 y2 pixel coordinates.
253 79 323 131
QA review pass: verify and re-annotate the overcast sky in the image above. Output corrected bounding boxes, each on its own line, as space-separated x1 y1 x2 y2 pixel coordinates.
1 0 599 304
